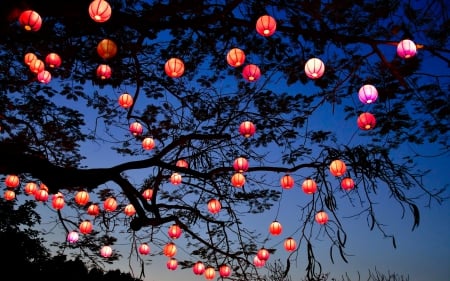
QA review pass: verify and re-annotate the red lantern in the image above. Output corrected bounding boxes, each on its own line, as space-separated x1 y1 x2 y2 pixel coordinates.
97 38 117 60
138 243 150 255
67 231 79 243
142 188 153 200
124 204 136 216
5 174 20 188
34 189 48 202
204 267 216 280
37 70 51 84
96 64 112 79
329 159 346 177
341 177 355 191
233 157 249 172
280 174 294 189
163 242 177 257
305 58 325 79
24 53 37 66
219 264 231 277
257 248 270 261
302 178 317 194
207 198 221 214
87 204 100 216
45 53 61 68
19 10 42 31
397 39 417 59
4 190 15 201
269 221 282 236
104 197 117 212
40 183 48 192
75 190 90 206
226 48 246 67
89 0 112 23
52 193 65 210
357 112 376 130
176 159 189 169
142 137 155 150
231 172 245 188
29 59 45 74
24 182 38 195
100 245 113 258
164 58 184 78
129 121 143 136
193 261 206 275
242 64 261 82
253 255 265 267
79 220 93 234
256 15 276 37
239 121 256 137
315 211 329 225
284 237 297 252
168 224 182 239
119 93 133 109
170 172 182 185
358 84 378 104
166 258 178 270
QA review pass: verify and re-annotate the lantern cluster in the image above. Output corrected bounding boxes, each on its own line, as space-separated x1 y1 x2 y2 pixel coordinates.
23 52 61 84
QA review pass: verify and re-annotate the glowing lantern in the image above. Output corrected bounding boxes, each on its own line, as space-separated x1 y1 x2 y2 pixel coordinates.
119 93 133 109
164 58 184 78
269 221 282 236
34 189 48 202
142 189 153 200
104 197 117 212
19 10 42 31
67 231 79 243
129 122 143 136
5 174 20 188
239 121 256 137
176 159 189 169
170 173 182 185
45 53 61 68
124 204 136 216
97 38 117 60
79 220 93 234
305 58 325 79
226 48 246 67
24 53 37 66
357 112 376 130
75 190 90 206
301 178 317 194
87 204 100 216
40 183 48 192
142 137 155 150
257 248 270 261
204 267 216 280
284 237 297 252
24 182 38 195
52 193 65 210
315 211 329 225
100 245 113 258
29 59 45 74
167 258 178 270
253 255 265 267
231 172 245 188
139 243 150 255
233 157 249 172
168 224 182 239
37 70 51 84
207 198 221 214
4 190 15 201
358 84 378 104
96 64 111 79
341 177 355 191
397 39 417 59
329 159 347 177
89 0 112 23
163 242 177 257
280 174 294 189
193 261 206 275
256 15 276 37
219 264 231 278
242 64 261 82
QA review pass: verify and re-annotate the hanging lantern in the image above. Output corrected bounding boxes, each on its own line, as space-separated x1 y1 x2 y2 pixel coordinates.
163 242 177 257
315 211 329 225
168 224 182 239
164 58 184 78
397 39 417 59
231 172 245 188
24 53 37 66
341 177 355 191
96 64 112 79
233 157 249 172
256 15 277 37
34 189 48 202
280 174 294 189
87 204 100 216
75 190 90 206
358 84 378 104
37 70 51 84
269 221 282 236
305 58 325 79
89 0 112 23
329 159 347 177
301 178 317 194
104 197 117 212
79 220 93 234
52 193 65 210
253 255 265 268
207 198 221 214
242 64 261 82
219 264 231 278
19 10 42 32
45 53 62 68
193 261 206 275
100 245 113 258
29 59 45 74
119 93 133 109
40 183 48 192
129 121 143 136
357 112 376 130
97 38 117 60
5 174 20 188
4 190 15 201
166 258 178 270
257 248 270 261
204 267 216 280
226 48 246 67
284 237 297 252
142 137 155 150
24 182 38 195
176 159 189 169
142 188 153 200
239 121 256 137
124 204 136 216
138 243 150 255
67 231 79 243
170 172 182 185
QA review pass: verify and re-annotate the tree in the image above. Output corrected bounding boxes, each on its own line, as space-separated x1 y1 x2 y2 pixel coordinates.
0 0 448 280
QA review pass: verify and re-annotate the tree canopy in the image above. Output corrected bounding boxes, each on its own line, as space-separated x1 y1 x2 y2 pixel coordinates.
0 0 448 280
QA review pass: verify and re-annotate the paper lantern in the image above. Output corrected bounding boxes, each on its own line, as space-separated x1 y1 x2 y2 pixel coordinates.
24 53 37 66
239 121 256 137
164 58 184 78
226 48 246 67
119 93 133 108
397 39 417 59
45 53 61 68
87 204 100 216
96 64 111 79
301 178 317 194
315 211 329 225
79 220 93 234
358 84 378 104
204 267 216 280
4 190 15 201
167 258 178 270
5 174 20 188
257 248 270 261
163 242 177 257
253 255 265 267
19 10 42 31
24 182 38 195
67 231 79 243
231 172 245 188
329 159 346 177
170 172 182 185
104 197 117 212
124 204 136 216
193 261 205 275
284 237 297 252
305 58 325 79
29 59 45 74
207 198 221 214
75 190 90 205
142 137 155 150
256 15 276 37
233 157 249 172
219 264 231 277
142 188 153 200
52 193 65 210
168 224 182 239
357 112 376 130
89 0 112 23
269 221 282 236
242 64 261 82
37 70 51 84
97 38 117 60
138 243 150 255
100 245 113 258
176 159 189 169
129 121 143 136
341 177 355 191
34 189 48 202
280 174 294 189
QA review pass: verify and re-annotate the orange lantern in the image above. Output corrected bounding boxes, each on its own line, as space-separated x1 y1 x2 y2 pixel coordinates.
87 204 100 216
164 58 184 78
142 137 155 150
37 70 51 84
269 221 282 236
341 177 355 191
89 0 112 23
119 93 133 109
329 159 346 177
284 237 297 252
207 198 221 214
5 174 20 188
357 112 376 130
256 15 276 37
242 64 261 82
219 264 231 278
315 211 329 225
305 58 325 79
96 64 112 79
253 255 265 267
233 157 249 172
280 174 294 189
226 48 246 67
52 193 65 210
204 267 216 280
19 10 42 31
231 172 245 188
45 53 62 68
4 190 15 201
29 59 45 74
24 53 37 66
104 197 117 212
257 248 270 261
166 258 178 270
168 224 182 239
79 220 93 234
142 188 153 200
34 189 48 202
97 38 118 60
302 178 317 194
193 261 205 275
163 242 177 257
75 190 90 206
24 182 38 195
67 231 79 243
124 204 136 216
138 243 150 255
100 245 113 258
170 172 182 185
397 39 417 59
239 121 256 137
176 159 189 169
129 121 143 136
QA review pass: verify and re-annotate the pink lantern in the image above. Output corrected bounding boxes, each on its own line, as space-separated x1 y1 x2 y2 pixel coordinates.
239 121 256 137
397 39 417 59
341 177 355 191
253 255 265 267
129 121 143 136
219 264 231 277
142 137 155 150
45 53 62 68
96 64 111 79
315 211 329 225
358 84 378 104
167 258 178 270
226 48 246 67
257 248 270 261
305 58 325 79
242 64 261 82
357 112 376 130
233 157 249 172
89 0 112 23
100 245 113 258
193 261 206 275
170 173 182 185
138 243 150 255
256 15 277 37
37 70 51 84
67 231 79 243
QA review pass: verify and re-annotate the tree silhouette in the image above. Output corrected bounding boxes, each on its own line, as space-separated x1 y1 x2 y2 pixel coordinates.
0 0 448 280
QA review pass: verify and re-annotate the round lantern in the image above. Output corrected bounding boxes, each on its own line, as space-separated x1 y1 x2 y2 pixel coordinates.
164 58 184 78
176 159 189 169
269 221 282 236
315 211 329 225
284 237 297 252
163 242 177 257
24 182 38 195
142 137 155 150
24 53 37 66
119 93 133 109
138 243 150 255
358 84 378 104
29 59 45 74
100 245 113 258
256 15 277 37
305 58 325 79
142 188 153 200
166 258 178 270
97 38 117 60
45 53 61 68
52 193 65 210
104 197 117 212
19 10 42 31
34 189 48 202
257 248 270 261
341 177 355 191
170 172 182 185
207 198 221 214
168 224 182 239
329 159 347 177
397 39 417 59
124 204 136 216
5 174 20 188
280 174 294 189
67 231 79 243
129 121 143 136
89 0 112 23
301 178 317 194
357 112 376 130
87 204 100 216
219 264 231 277
204 267 216 280
37 70 51 84
233 157 249 172
239 121 256 137
79 220 93 234
254 255 265 267
4 190 15 201
75 190 90 206
96 64 112 79
193 261 205 275
231 172 245 188
242 64 261 82
226 48 246 67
